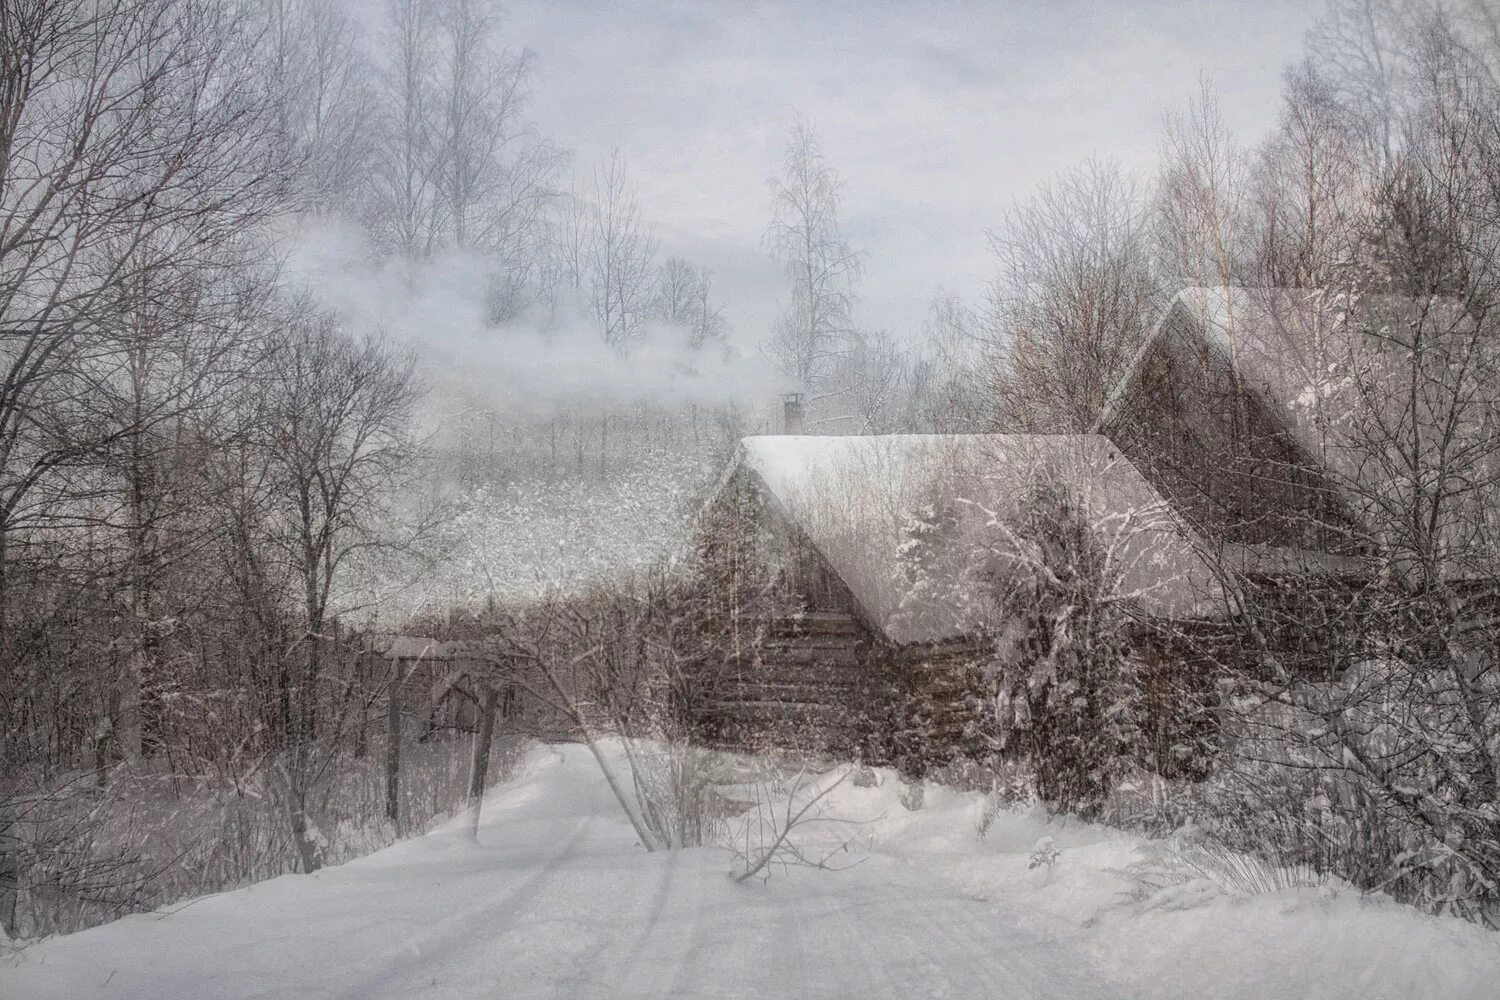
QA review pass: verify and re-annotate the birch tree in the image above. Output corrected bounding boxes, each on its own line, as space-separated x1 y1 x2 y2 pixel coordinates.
263 0 375 216
653 257 727 352
1248 61 1367 287
369 0 560 284
370 0 440 258
765 115 862 389
1156 79 1254 291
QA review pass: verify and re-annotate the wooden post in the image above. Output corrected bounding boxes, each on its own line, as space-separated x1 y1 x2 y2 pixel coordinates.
0 792 17 939
386 658 403 829
467 683 500 840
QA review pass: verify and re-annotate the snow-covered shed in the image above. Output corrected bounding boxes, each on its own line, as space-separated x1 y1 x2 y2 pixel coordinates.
690 433 1223 756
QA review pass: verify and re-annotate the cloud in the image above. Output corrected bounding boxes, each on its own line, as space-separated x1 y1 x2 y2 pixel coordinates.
504 0 1318 335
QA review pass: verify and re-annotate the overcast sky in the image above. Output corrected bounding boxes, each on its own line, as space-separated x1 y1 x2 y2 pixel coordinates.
506 1 1318 345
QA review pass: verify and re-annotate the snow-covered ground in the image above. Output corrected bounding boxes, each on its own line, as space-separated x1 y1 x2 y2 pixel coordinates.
835 775 1500 1000
4 744 1498 999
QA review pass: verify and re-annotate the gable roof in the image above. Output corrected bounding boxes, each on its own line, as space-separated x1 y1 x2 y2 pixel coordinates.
1097 287 1498 569
1099 286 1478 474
735 433 1223 644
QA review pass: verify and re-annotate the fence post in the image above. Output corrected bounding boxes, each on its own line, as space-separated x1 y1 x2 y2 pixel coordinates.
467 682 500 840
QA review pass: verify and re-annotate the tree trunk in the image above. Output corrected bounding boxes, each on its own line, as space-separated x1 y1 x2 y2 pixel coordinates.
92 718 112 788
466 686 500 840
280 756 323 875
386 664 403 828
120 649 148 765
287 785 322 874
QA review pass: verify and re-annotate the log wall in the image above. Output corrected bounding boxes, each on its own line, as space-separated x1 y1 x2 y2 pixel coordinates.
694 612 876 755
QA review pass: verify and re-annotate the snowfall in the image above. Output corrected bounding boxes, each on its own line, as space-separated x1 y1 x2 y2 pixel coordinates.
4 744 1498 1000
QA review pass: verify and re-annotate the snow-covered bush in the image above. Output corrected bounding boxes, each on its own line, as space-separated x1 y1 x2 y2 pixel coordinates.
882 500 1001 780
1193 713 1499 925
1123 830 1329 904
1029 835 1061 872
1196 570 1500 927
975 759 1038 839
900 779 925 811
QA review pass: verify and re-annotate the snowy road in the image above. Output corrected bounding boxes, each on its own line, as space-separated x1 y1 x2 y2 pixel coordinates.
2 745 1125 1000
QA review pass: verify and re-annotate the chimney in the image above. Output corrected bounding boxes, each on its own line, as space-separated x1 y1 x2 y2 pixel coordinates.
781 392 804 434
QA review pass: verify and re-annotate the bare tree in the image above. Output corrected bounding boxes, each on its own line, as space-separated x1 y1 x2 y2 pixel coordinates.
0 0 294 937
1247 61 1367 287
982 159 1159 431
1306 0 1422 159
100 258 278 763
0 0 290 621
909 290 983 432
653 256 727 352
370 0 440 258
585 151 658 351
1156 79 1254 291
547 175 592 296
824 330 912 434
366 0 561 292
654 257 701 328
765 115 863 389
432 0 561 259
263 0 375 216
255 307 421 871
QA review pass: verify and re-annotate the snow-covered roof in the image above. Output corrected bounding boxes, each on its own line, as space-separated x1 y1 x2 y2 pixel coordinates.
366 634 513 662
369 634 445 659
1099 287 1497 567
1105 287 1485 471
736 434 1223 644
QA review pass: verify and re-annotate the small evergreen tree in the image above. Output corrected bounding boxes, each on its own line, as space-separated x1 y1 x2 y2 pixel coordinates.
987 475 1141 819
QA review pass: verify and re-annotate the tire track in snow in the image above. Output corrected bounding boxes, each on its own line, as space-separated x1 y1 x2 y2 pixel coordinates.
586 846 693 999
879 855 1127 1000
660 856 720 1000
333 808 597 1000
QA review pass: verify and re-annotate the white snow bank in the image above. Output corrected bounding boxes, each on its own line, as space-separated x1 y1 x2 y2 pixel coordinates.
829 770 1500 1000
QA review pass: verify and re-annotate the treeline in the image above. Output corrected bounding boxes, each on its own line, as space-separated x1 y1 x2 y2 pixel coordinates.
0 0 473 938
269 0 731 350
969 1 1500 429
0 0 755 940
774 2 1500 439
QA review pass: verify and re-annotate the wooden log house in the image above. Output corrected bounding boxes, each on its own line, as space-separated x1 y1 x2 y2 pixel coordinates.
689 430 1224 766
